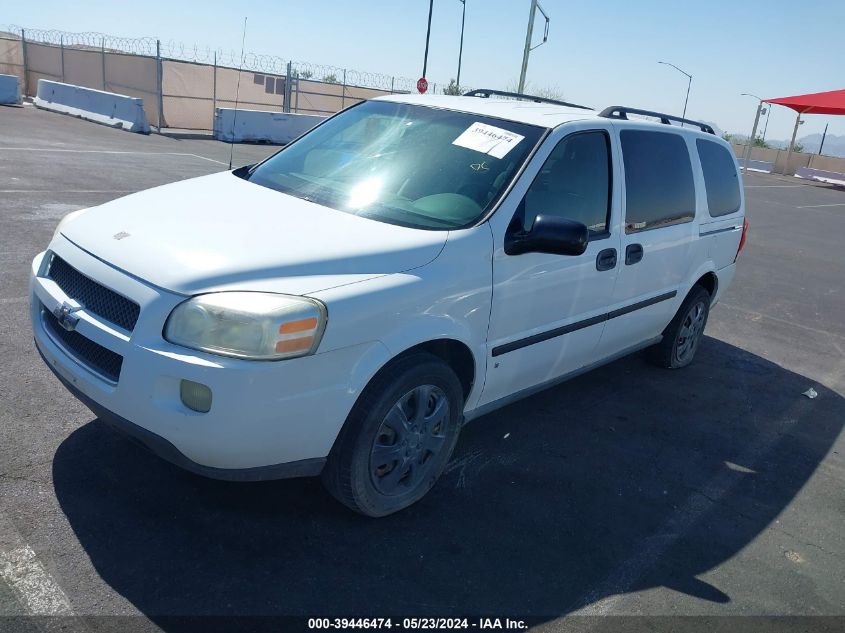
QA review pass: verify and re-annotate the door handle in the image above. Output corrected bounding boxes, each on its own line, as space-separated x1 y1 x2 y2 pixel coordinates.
596 248 617 271
625 244 644 265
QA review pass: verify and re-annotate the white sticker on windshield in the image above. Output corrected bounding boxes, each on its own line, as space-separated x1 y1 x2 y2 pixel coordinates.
452 122 525 159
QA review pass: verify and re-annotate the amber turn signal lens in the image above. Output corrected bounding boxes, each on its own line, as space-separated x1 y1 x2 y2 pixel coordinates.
275 337 313 353
279 317 318 334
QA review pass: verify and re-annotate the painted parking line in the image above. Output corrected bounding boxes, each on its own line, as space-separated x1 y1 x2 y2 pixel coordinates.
0 147 228 166
0 512 74 616
797 203 845 208
744 185 806 188
0 546 73 616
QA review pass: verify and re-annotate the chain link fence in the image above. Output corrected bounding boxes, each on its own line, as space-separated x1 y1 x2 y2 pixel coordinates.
0 25 460 131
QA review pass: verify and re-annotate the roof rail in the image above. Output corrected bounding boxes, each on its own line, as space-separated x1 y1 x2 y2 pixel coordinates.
598 106 715 134
463 88 593 111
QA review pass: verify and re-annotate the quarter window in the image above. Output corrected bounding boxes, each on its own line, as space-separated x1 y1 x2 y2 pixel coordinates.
519 130 612 233
697 139 741 216
620 130 696 233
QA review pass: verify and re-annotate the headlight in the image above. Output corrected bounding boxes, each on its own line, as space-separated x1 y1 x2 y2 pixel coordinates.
52 208 88 242
164 292 327 360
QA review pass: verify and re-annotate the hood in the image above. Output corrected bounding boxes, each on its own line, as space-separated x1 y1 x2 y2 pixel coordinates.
60 171 448 295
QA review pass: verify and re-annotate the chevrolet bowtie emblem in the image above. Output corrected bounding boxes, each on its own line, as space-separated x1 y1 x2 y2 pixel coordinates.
53 302 81 332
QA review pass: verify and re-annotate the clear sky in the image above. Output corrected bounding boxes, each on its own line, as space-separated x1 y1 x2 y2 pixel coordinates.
7 0 845 140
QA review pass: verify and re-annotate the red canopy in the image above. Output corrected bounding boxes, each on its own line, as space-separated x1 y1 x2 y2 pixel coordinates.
765 88 845 115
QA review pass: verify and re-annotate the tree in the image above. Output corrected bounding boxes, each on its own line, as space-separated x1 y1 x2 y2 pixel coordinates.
299 70 313 80
752 136 770 149
443 79 462 96
722 132 734 142
791 141 804 153
322 73 339 84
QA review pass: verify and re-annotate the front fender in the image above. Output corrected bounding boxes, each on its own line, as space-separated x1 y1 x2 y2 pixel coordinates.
312 226 493 410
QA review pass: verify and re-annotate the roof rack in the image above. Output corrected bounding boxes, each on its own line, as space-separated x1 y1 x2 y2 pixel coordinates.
598 106 715 134
463 88 593 111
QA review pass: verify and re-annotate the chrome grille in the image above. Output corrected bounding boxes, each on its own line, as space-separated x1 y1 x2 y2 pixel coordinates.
47 254 140 332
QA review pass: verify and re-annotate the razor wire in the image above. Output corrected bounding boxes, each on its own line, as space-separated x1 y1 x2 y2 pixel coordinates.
3 24 457 94
5 25 158 55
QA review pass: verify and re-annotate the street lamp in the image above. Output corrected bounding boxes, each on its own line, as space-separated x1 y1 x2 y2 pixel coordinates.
658 61 692 122
740 93 765 175
517 0 550 93
456 0 466 89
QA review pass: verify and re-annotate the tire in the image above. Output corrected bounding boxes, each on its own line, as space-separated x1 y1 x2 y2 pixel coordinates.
321 352 464 517
646 285 711 369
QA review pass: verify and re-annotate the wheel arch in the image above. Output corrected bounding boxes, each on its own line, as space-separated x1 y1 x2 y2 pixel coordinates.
325 336 478 471
694 270 718 300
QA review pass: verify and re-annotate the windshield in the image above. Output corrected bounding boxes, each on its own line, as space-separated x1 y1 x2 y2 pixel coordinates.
241 100 546 230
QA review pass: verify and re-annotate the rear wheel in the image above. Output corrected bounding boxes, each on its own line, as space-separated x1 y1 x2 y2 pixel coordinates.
322 353 463 517
647 285 711 369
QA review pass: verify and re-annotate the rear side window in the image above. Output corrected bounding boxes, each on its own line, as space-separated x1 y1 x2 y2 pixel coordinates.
697 139 741 216
620 130 696 233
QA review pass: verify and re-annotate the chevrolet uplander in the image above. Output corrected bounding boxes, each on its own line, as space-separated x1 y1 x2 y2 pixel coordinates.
31 90 748 516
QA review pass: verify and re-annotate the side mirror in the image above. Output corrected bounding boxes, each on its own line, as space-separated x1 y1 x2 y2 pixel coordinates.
505 214 589 256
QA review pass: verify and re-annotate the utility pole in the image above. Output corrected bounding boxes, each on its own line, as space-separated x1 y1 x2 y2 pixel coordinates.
456 0 466 88
819 122 829 155
740 93 764 175
517 0 549 93
422 0 434 79
761 105 771 142
783 110 805 175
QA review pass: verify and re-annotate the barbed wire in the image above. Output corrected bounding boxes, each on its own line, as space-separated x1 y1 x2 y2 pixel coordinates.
5 25 158 55
2 24 461 93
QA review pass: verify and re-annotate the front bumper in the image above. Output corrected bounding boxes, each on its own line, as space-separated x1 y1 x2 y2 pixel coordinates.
36 343 325 480
30 240 389 477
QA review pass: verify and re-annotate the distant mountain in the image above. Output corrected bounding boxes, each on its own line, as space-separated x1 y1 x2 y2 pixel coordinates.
797 133 845 158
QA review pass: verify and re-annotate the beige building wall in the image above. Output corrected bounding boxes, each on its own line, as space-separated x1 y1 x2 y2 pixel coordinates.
0 35 400 129
23 42 62 93
0 36 24 82
62 47 105 90
732 143 845 176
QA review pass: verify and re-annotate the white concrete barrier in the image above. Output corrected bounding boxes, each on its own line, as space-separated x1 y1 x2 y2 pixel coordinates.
0 74 22 105
737 157 774 173
214 108 326 144
796 167 845 186
33 80 150 133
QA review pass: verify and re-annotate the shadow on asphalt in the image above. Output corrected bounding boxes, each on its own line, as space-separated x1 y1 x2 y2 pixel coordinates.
51 337 843 627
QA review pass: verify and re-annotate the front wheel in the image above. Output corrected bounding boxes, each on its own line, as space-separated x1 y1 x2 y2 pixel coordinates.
322 353 463 517
647 285 711 369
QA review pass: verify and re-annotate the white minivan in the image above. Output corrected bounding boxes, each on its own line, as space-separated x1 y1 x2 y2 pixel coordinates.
31 90 748 516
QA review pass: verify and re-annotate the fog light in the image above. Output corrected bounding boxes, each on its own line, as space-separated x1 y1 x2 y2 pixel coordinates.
180 380 212 413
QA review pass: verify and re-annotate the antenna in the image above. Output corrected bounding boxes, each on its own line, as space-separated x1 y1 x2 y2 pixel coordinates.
228 17 248 170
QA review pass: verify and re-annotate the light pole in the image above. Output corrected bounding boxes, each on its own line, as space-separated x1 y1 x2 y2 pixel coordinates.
456 0 466 88
658 61 692 123
517 0 549 93
740 93 764 175
422 0 434 80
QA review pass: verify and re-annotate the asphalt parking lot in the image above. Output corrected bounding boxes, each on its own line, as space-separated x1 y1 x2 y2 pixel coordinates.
1 104 843 631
